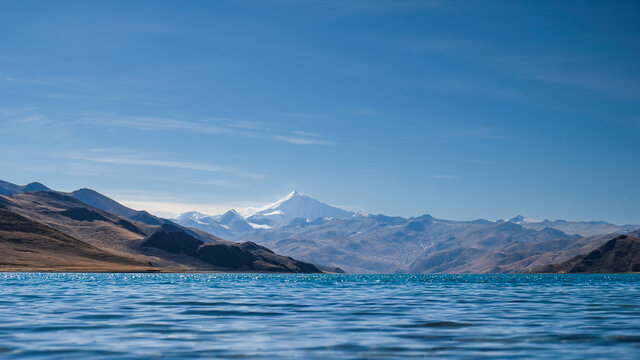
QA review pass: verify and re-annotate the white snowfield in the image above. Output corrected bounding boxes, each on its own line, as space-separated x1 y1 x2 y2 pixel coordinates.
175 191 356 231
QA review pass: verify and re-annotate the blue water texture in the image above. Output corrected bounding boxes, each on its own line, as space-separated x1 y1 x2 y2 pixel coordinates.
0 273 639 359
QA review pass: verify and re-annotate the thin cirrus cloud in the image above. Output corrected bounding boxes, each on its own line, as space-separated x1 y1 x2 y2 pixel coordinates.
76 111 335 145
104 189 265 218
1 108 336 146
76 112 230 135
55 149 267 179
1 76 52 86
273 135 335 145
118 199 256 219
54 150 237 174
1 74 136 101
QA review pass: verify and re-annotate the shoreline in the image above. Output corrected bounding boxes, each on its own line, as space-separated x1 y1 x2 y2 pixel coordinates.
0 267 332 274
1 269 638 275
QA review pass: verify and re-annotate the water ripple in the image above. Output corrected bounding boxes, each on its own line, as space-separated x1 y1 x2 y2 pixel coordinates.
0 273 639 359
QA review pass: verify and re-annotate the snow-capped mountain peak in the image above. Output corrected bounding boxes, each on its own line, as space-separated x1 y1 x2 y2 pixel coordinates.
246 191 354 225
175 211 212 223
239 191 300 218
508 215 541 224
218 209 243 224
256 191 298 212
173 208 254 237
173 191 356 238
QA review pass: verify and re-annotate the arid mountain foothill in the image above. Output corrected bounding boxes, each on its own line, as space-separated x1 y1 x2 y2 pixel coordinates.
534 233 640 273
0 181 321 273
1 179 638 274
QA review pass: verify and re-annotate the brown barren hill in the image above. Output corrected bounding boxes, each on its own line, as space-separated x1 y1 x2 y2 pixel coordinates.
141 225 321 273
0 191 322 273
0 209 155 272
534 234 640 273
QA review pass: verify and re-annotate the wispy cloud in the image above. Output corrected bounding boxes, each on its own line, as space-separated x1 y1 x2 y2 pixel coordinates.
57 152 227 172
14 115 47 123
1 76 51 86
3 107 338 146
0 74 133 101
55 148 268 179
276 112 317 119
118 199 259 219
0 108 74 139
290 130 323 137
1 73 337 145
226 120 270 130
76 112 230 135
76 111 336 145
105 189 259 218
273 135 335 145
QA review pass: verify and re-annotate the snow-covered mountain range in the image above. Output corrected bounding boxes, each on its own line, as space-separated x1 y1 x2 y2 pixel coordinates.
174 191 356 237
3 179 637 274
171 191 639 273
246 191 355 225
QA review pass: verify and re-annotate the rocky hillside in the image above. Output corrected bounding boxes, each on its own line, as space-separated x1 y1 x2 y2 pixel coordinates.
0 190 322 273
0 208 153 272
534 235 640 273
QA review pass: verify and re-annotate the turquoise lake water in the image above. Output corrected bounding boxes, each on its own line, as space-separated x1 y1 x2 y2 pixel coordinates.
0 273 639 359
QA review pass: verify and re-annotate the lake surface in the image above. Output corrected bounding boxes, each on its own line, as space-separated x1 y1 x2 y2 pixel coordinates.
0 274 639 359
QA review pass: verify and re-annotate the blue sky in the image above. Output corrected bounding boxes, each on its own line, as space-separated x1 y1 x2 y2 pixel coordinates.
1 0 639 223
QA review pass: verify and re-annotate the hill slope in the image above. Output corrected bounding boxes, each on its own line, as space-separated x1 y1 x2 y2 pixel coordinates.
70 188 167 225
0 208 153 272
0 191 322 273
173 191 638 274
141 224 319 273
534 235 640 273
0 180 50 196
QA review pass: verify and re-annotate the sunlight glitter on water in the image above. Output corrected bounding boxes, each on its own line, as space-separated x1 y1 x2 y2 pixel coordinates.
0 274 639 359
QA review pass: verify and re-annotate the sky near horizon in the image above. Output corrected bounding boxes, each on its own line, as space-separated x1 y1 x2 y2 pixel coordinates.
1 0 639 223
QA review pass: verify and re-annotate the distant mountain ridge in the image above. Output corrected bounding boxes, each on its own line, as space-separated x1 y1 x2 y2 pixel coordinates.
0 180 50 196
70 188 167 226
174 191 356 235
2 179 638 274
245 191 355 226
172 191 639 274
508 217 638 237
0 181 183 228
0 208 153 272
176 194 637 240
534 234 640 273
0 180 323 273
